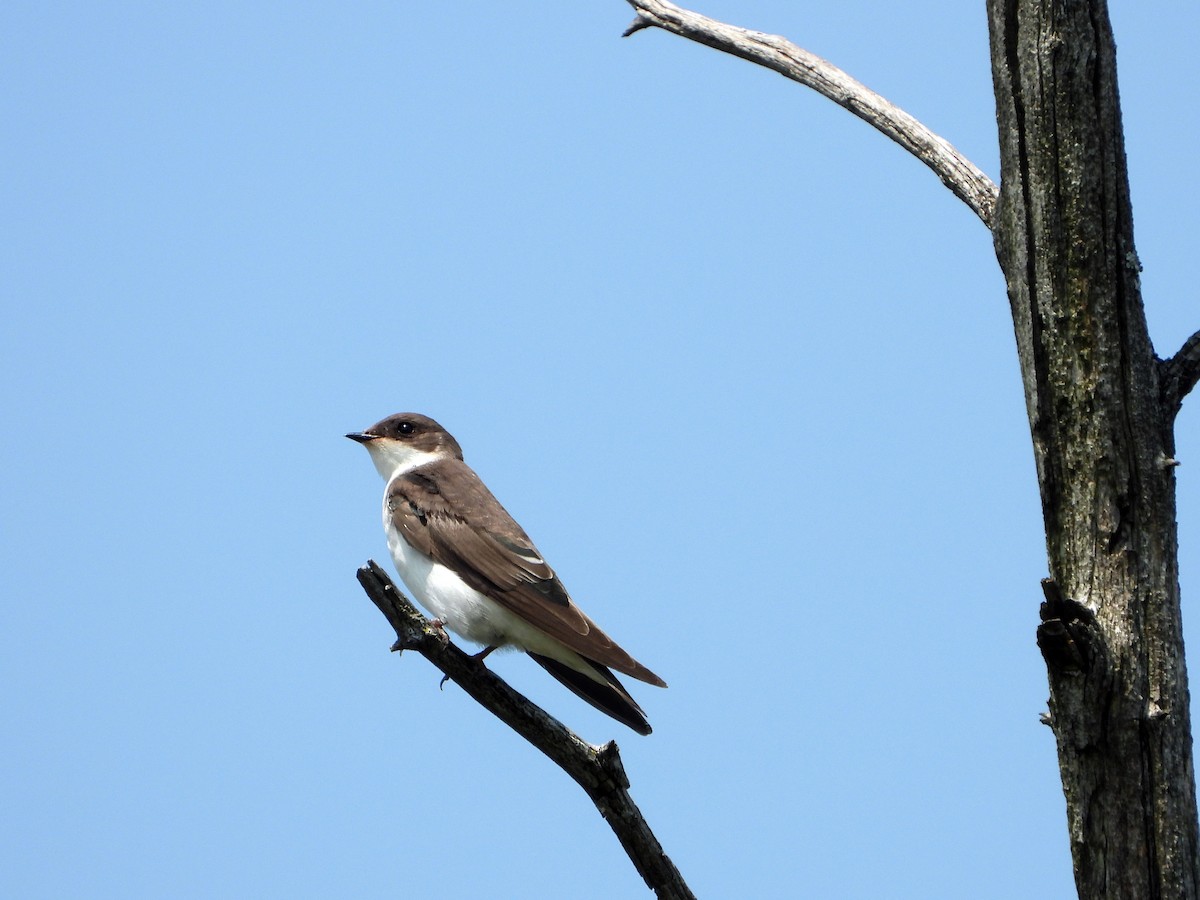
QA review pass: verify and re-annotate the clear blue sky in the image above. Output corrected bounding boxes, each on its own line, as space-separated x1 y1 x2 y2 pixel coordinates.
3 3 1197 898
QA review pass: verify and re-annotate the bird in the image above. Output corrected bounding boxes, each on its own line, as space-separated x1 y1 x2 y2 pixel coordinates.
347 413 666 734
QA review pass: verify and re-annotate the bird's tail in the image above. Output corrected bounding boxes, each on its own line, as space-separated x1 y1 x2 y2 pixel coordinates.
527 652 652 735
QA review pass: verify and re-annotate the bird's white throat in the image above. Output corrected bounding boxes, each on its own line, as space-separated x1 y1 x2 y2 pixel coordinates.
364 441 445 482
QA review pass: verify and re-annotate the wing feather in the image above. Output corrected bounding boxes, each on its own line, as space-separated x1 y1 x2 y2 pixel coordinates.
387 460 666 687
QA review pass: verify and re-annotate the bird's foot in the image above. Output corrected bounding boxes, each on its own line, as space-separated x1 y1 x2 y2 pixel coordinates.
470 645 497 664
426 618 450 648
437 642 495 690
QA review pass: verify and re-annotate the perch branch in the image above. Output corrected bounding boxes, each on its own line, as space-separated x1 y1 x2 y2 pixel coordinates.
1160 329 1200 420
622 0 998 227
355 561 695 900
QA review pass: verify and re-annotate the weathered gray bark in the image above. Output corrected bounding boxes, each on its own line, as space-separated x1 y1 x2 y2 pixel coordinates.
987 0 1199 895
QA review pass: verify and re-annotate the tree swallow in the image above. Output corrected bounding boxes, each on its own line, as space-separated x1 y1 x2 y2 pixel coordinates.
348 413 666 734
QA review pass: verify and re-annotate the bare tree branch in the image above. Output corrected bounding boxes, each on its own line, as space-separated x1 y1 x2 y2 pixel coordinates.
1161 329 1200 420
622 0 998 226
355 561 695 900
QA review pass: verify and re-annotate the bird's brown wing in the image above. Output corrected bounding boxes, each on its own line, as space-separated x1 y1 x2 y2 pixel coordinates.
386 459 666 687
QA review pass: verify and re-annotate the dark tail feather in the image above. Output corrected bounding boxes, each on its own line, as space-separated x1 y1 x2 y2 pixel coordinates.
528 653 652 736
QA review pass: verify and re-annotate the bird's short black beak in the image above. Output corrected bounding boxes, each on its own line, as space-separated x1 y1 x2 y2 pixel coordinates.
345 432 377 444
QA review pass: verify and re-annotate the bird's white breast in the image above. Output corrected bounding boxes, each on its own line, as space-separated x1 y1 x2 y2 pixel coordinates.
381 493 576 663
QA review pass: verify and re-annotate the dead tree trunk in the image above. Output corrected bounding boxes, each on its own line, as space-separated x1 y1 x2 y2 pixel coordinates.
986 0 1200 895
623 0 1200 895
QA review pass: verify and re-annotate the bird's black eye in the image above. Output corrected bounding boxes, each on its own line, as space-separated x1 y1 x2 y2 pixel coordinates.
397 421 415 436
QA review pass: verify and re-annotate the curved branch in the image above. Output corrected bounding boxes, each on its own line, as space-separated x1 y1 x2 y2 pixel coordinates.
355 561 695 900
622 0 998 227
1161 329 1200 420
